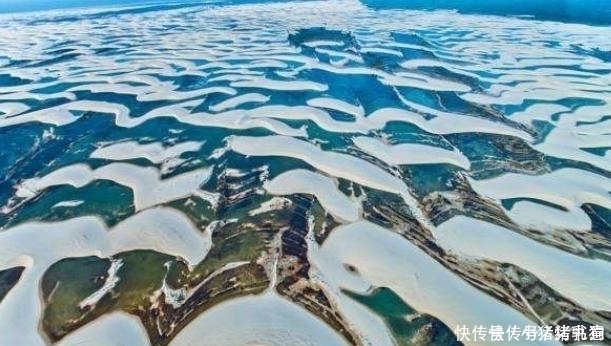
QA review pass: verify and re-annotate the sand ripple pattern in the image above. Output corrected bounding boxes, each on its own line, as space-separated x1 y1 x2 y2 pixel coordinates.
1 1 611 345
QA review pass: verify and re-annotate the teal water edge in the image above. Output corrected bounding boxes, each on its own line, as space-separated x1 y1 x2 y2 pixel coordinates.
361 0 611 26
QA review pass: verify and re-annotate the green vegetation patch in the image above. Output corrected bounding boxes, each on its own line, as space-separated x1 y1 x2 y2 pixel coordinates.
5 180 135 229
42 256 111 339
344 287 462 346
39 200 293 345
0 266 25 303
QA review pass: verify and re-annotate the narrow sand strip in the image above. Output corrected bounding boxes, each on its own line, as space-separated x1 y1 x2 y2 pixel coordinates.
229 135 407 195
265 169 360 222
353 136 471 169
468 168 611 229
91 140 204 164
13 163 215 211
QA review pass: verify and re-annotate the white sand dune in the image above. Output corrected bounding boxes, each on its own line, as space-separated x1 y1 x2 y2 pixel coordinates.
0 100 128 128
170 292 348 346
0 98 306 138
468 168 611 232
353 136 471 169
506 200 592 232
56 312 152 346
315 221 560 346
265 169 360 222
229 135 407 195
13 162 216 211
0 102 29 117
387 98 532 141
91 140 204 165
209 93 270 112
306 97 365 118
0 207 209 346
129 103 308 137
433 216 611 311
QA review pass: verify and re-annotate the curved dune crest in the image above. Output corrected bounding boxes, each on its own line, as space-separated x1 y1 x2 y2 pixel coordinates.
12 163 216 211
316 221 559 346
306 97 365 118
0 100 128 128
265 169 360 222
352 136 471 169
433 216 611 311
170 292 348 346
0 207 209 346
55 312 152 346
91 140 204 164
0 102 29 117
209 92 270 112
507 200 592 232
229 135 407 194
468 168 611 229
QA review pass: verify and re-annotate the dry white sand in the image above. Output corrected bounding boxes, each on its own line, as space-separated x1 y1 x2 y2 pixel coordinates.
13 162 216 212
0 207 210 346
468 168 611 232
314 221 560 346
434 216 611 311
56 312 151 346
229 135 407 195
91 140 204 165
170 292 348 346
353 136 471 169
265 169 360 222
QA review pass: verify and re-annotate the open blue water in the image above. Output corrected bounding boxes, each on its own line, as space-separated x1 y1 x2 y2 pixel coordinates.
4 0 611 26
362 0 611 26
